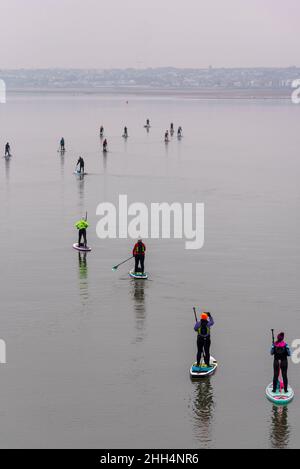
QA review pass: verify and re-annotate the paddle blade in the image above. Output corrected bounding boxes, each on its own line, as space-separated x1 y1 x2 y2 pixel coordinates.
112 266 118 272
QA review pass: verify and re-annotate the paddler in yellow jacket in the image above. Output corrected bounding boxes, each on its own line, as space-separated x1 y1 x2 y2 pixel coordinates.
75 216 89 248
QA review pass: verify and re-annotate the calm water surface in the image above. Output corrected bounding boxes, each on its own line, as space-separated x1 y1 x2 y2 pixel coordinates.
0 92 299 448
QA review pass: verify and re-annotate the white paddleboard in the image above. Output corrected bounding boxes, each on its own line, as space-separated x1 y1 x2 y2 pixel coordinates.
129 270 148 280
190 356 218 379
73 243 92 252
266 382 294 405
74 171 87 176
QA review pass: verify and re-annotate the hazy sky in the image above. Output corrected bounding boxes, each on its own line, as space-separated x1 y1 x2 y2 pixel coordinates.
0 0 299 69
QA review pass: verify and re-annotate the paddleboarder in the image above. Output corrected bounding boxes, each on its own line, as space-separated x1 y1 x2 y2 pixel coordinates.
103 139 108 152
5 142 11 157
123 126 128 138
76 156 85 174
75 216 89 248
60 137 65 152
133 238 146 274
100 126 104 138
178 126 182 137
194 312 214 367
164 130 169 142
271 332 291 394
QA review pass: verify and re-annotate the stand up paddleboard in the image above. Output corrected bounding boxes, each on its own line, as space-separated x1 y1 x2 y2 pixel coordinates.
129 270 148 280
266 382 294 405
74 171 87 176
190 356 218 379
73 244 92 252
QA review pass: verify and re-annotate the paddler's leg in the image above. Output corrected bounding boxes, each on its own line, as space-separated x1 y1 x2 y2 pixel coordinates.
78 229 83 246
204 337 211 366
140 256 145 274
83 229 87 247
281 359 288 393
273 359 280 393
134 256 139 273
197 336 204 366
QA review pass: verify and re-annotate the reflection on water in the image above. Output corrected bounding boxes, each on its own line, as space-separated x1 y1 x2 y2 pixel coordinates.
190 379 215 448
130 280 147 344
269 405 290 449
102 150 108 173
59 150 65 177
76 173 85 213
78 252 89 303
5 157 10 184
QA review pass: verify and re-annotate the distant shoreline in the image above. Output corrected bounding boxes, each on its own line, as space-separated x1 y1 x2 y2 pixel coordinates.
7 87 292 100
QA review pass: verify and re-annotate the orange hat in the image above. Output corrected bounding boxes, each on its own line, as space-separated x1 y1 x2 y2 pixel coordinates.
201 313 208 320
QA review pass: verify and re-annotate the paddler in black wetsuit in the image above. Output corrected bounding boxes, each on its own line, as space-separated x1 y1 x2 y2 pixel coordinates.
133 238 146 274
60 138 65 152
194 312 214 367
271 332 291 394
76 156 85 174
103 139 108 152
5 142 11 157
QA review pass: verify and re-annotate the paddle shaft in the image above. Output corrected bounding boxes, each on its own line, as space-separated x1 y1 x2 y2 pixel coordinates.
114 256 134 270
193 307 198 323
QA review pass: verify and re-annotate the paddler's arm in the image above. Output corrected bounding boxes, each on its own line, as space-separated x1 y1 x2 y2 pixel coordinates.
194 322 201 332
286 344 291 357
207 313 214 328
270 345 275 355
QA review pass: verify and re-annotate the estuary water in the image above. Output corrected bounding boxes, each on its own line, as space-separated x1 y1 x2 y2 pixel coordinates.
0 91 299 448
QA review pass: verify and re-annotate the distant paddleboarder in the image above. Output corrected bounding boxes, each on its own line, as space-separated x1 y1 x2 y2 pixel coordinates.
5 142 11 157
75 216 89 248
133 237 146 274
76 156 85 174
194 312 214 367
271 332 291 394
123 126 128 138
60 138 65 152
100 126 104 138
164 130 169 142
177 126 182 138
103 139 108 152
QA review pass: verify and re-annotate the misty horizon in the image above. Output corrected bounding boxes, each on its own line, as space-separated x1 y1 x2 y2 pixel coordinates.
1 0 299 69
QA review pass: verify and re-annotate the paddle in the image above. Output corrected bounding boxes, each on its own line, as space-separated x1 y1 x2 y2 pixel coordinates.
193 307 198 323
112 256 134 272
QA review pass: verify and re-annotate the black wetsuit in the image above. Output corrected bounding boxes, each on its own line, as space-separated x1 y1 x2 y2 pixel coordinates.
194 317 214 367
78 229 87 247
77 158 84 173
272 344 289 393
